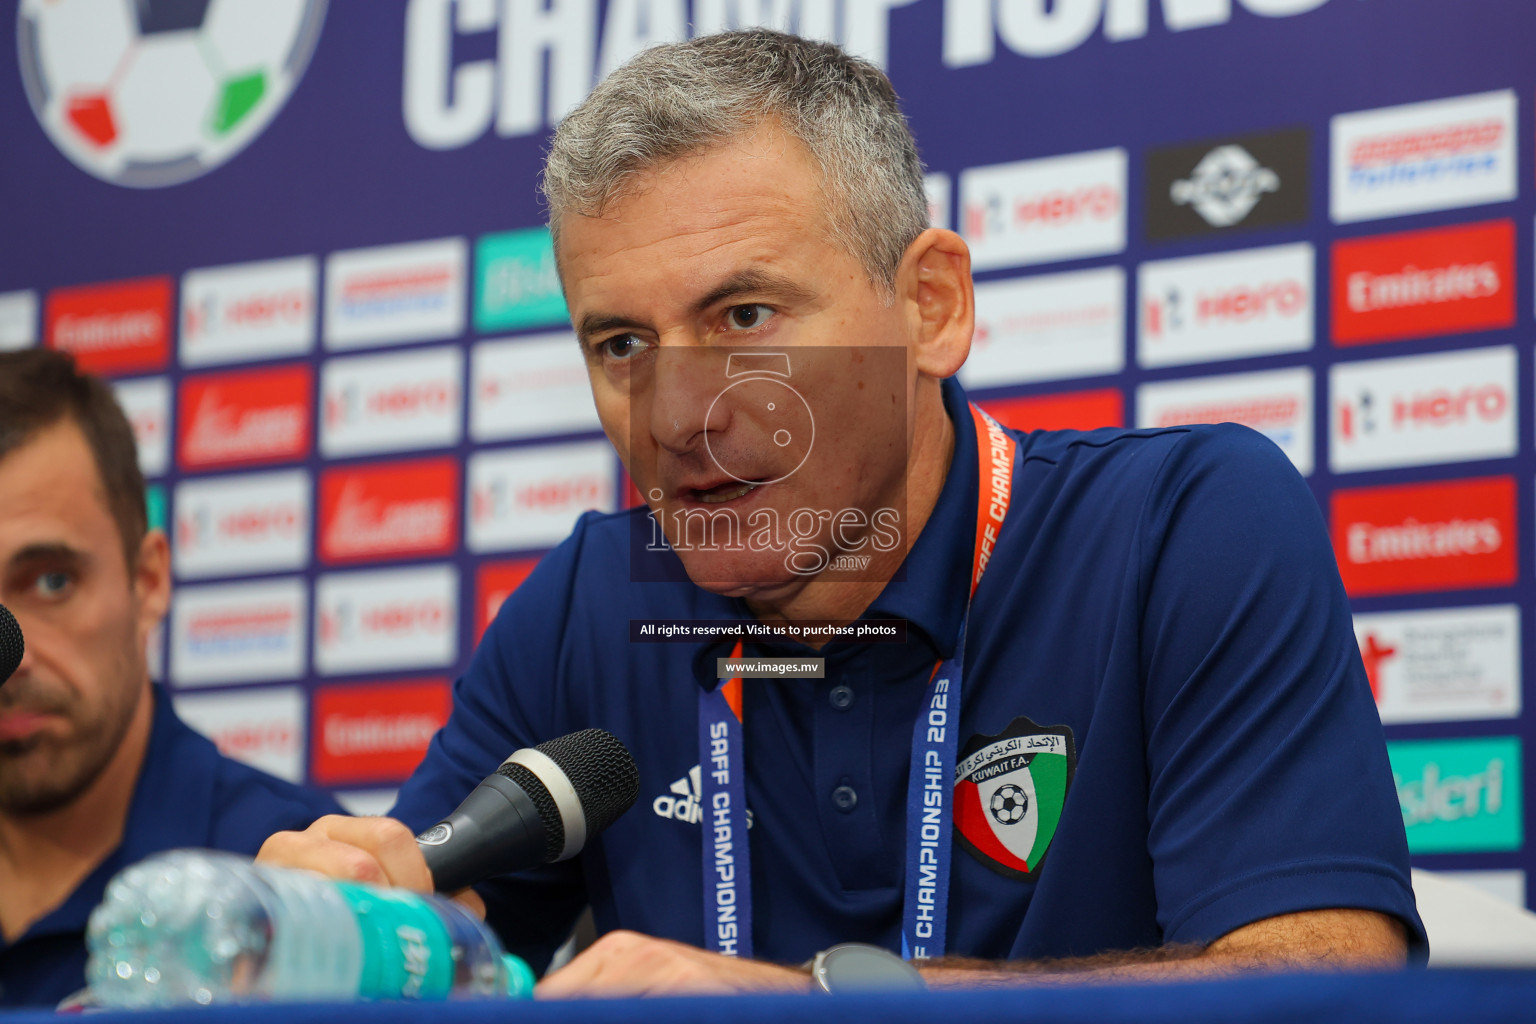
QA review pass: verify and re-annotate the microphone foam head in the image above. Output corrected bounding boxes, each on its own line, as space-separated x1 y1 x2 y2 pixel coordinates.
535 728 639 837
0 605 22 683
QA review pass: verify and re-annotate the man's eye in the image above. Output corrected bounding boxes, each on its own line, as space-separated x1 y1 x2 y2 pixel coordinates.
34 572 72 599
725 305 773 331
599 334 650 361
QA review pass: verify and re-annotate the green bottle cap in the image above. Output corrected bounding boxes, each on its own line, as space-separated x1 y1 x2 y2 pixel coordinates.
502 954 537 999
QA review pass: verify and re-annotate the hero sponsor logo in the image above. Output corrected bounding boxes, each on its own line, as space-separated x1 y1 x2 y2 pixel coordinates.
324 237 466 349
1138 243 1313 368
1332 220 1515 346
45 276 171 374
1331 346 1516 473
177 364 313 470
112 376 171 478
960 148 1127 270
321 345 463 457
169 577 307 687
314 564 458 675
1331 90 1517 224
1136 366 1314 475
467 440 616 553
1355 605 1520 726
181 256 317 367
0 290 37 350
174 687 306 784
319 458 459 564
173 469 311 580
1389 737 1523 854
960 267 1125 389
1331 476 1516 597
475 558 540 640
312 679 452 785
471 333 600 443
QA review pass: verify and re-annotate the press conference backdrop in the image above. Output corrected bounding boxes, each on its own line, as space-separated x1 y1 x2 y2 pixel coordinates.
0 0 1532 906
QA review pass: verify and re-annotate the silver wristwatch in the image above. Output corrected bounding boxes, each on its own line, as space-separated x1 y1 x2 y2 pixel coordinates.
809 943 928 994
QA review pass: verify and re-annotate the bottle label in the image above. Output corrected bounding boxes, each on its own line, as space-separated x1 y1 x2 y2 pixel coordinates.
336 883 456 1000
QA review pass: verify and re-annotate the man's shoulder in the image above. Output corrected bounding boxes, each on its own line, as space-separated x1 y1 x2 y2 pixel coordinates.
1011 420 1282 470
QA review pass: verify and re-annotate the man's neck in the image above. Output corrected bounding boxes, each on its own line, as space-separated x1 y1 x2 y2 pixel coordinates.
747 380 957 632
0 681 154 942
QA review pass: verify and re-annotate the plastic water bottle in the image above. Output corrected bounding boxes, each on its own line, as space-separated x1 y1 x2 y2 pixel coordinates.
85 849 536 1008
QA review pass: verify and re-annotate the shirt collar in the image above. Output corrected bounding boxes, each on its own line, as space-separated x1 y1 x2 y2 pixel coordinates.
863 375 977 660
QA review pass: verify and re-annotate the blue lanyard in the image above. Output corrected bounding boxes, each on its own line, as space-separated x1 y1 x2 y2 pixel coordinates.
698 405 1017 960
698 657 752 957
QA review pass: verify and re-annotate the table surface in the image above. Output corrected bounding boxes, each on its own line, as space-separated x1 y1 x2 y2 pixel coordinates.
3 969 1535 1024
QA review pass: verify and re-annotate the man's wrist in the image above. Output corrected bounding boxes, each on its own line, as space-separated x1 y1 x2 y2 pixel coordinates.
807 944 927 994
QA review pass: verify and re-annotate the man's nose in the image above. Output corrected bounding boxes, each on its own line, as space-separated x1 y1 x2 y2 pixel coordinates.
649 347 733 456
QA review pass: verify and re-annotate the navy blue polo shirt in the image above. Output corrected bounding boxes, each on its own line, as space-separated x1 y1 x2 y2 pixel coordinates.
0 686 343 1008
392 377 1425 972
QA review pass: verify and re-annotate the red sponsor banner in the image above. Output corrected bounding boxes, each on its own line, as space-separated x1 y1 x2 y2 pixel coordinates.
319 457 459 564
981 389 1124 433
1331 476 1516 596
177 364 313 470
1331 220 1515 346
45 276 172 374
311 678 451 785
476 558 540 639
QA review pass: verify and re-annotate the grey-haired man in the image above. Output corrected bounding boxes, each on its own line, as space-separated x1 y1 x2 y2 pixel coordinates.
261 31 1421 995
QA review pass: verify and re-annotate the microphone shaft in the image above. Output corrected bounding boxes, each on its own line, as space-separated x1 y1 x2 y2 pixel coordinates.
418 774 551 893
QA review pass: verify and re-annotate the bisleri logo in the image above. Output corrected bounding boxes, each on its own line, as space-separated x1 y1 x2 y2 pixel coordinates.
18 0 327 188
1389 737 1523 854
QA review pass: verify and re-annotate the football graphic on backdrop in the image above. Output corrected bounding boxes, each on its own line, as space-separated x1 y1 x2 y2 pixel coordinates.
17 0 326 188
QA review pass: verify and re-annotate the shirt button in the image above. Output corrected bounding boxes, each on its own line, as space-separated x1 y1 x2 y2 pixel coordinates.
831 785 859 813
828 684 855 710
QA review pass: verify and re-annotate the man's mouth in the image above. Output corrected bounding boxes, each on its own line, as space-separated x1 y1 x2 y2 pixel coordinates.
0 710 53 743
684 479 765 505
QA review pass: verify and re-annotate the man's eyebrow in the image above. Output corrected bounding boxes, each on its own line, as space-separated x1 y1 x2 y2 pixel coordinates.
6 543 87 571
691 268 817 313
575 269 817 343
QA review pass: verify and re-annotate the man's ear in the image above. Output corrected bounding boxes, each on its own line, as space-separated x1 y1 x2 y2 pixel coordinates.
897 228 974 380
132 529 171 652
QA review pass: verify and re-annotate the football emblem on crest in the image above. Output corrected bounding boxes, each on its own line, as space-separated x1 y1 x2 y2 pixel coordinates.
955 717 1076 880
990 784 1028 825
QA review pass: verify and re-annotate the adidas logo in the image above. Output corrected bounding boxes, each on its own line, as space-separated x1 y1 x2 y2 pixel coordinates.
653 766 703 824
651 765 754 828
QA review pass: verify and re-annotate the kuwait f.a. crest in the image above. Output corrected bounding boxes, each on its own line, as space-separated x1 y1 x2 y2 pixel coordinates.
954 717 1076 879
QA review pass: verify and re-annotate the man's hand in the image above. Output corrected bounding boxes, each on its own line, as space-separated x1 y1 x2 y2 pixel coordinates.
536 931 809 998
258 815 433 890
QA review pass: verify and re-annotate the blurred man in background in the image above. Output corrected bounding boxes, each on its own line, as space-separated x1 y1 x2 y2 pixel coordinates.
0 350 342 1008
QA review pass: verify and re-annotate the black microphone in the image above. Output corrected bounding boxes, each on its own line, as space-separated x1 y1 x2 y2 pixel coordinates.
415 727 639 893
0 605 21 684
